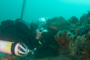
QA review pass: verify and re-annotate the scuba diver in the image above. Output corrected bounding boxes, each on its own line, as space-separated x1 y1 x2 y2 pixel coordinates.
34 18 59 58
0 17 49 59
35 17 48 44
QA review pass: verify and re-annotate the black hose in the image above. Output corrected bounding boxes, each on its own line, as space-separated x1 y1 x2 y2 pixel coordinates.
21 0 26 20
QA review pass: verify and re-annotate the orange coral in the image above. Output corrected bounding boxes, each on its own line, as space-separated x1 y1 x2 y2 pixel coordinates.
55 31 69 48
82 50 90 60
49 25 57 30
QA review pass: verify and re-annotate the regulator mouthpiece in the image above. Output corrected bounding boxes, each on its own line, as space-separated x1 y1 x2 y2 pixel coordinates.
29 48 37 55
14 43 30 57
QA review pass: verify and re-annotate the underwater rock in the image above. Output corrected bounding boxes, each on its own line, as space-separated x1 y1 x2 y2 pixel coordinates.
47 16 66 22
15 19 30 35
1 20 14 25
76 35 89 60
15 18 30 29
87 11 90 17
0 20 15 30
70 29 75 34
68 16 79 24
0 20 16 41
78 25 88 36
45 16 71 31
69 41 77 56
80 14 87 25
80 11 90 25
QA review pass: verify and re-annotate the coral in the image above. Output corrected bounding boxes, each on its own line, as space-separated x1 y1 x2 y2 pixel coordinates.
78 26 88 36
69 41 77 56
80 14 87 25
68 16 79 24
87 11 90 17
55 30 74 48
44 16 72 31
55 30 80 56
75 33 90 60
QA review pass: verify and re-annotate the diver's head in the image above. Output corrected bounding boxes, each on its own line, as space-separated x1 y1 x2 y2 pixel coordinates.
38 17 47 27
